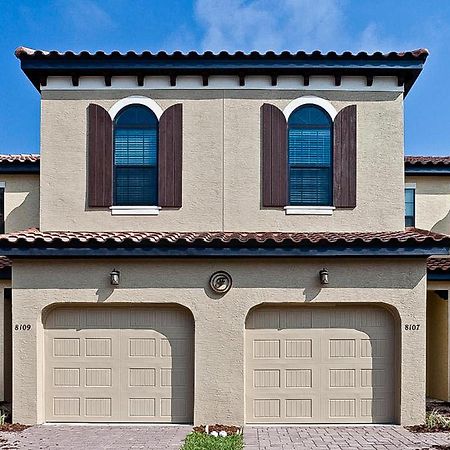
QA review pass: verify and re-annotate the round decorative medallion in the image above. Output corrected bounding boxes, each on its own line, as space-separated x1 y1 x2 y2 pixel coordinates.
209 271 232 294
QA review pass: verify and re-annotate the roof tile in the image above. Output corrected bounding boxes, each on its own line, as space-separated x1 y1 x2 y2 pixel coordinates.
0 154 40 163
0 256 11 270
428 257 450 272
15 47 429 60
0 227 447 246
405 156 450 166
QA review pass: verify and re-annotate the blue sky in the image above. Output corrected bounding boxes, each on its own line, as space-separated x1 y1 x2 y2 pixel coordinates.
1 0 449 155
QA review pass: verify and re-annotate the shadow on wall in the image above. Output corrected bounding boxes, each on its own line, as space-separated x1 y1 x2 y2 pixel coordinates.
5 191 39 233
431 210 450 235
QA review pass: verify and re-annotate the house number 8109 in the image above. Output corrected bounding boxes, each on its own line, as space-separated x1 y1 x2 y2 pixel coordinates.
14 324 31 331
405 324 420 331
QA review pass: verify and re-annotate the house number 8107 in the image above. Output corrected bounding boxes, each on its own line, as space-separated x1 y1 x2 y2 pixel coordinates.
14 324 31 331
405 324 420 331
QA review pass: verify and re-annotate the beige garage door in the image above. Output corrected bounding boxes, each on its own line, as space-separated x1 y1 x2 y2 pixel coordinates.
246 305 396 424
44 306 194 423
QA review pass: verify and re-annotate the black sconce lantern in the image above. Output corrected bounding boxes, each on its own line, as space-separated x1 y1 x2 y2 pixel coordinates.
110 269 120 286
319 268 329 285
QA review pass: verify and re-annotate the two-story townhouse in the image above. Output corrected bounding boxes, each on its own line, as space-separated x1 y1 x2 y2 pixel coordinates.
0 47 448 427
404 156 450 403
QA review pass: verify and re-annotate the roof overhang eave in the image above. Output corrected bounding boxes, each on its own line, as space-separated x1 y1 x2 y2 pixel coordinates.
1 243 448 258
18 57 426 95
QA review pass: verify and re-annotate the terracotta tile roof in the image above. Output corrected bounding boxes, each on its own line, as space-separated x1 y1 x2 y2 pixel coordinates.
0 227 448 246
405 156 450 166
428 257 450 272
0 256 11 270
0 154 40 163
15 47 429 60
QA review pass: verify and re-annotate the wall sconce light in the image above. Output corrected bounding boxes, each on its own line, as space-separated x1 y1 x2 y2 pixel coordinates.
110 269 120 286
319 268 329 285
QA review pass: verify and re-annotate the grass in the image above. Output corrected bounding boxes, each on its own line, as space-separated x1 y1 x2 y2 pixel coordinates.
426 409 450 429
181 431 244 450
0 405 10 426
408 408 450 433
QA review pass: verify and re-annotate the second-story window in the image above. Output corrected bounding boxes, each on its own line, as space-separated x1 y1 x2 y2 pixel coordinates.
288 105 333 206
405 185 415 227
113 105 158 206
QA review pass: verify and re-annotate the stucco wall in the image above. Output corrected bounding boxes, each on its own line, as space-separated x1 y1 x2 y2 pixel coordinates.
426 291 449 400
405 175 450 234
0 281 11 403
40 89 405 232
0 174 39 232
12 257 425 425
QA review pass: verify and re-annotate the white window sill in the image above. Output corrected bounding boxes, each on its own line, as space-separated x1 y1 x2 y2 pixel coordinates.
110 206 161 216
284 206 335 215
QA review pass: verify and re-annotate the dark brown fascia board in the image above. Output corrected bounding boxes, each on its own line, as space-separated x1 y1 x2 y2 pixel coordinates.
405 162 450 175
0 161 40 174
16 49 427 95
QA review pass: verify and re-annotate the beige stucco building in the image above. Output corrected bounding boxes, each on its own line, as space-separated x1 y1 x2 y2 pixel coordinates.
0 46 449 427
404 157 450 402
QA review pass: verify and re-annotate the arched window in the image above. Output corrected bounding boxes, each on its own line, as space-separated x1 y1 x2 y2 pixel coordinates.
113 105 158 206
288 105 332 206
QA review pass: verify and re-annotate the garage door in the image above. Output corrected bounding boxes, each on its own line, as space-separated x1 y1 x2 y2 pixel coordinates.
44 306 194 423
246 305 396 424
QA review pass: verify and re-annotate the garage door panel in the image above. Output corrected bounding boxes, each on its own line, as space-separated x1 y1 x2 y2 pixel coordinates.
45 306 194 423
246 306 396 424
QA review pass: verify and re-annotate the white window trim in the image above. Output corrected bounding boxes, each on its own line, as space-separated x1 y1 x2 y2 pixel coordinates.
405 183 416 189
108 96 163 120
284 205 335 215
109 206 161 216
0 182 5 188
283 96 337 121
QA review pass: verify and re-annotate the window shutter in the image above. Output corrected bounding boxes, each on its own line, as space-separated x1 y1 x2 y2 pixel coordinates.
333 105 357 208
87 104 113 207
158 104 183 208
261 103 288 207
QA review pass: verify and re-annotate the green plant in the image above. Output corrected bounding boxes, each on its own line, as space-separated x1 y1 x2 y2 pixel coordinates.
425 409 450 429
0 405 10 426
181 431 244 450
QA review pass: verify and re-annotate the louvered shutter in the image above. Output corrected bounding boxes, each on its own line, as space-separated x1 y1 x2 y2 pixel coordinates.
87 104 113 207
158 104 183 208
333 105 357 208
262 103 288 207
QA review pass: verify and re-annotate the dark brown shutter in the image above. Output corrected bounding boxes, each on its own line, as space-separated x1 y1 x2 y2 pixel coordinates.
333 105 357 208
87 104 113 207
261 103 288 207
158 104 183 208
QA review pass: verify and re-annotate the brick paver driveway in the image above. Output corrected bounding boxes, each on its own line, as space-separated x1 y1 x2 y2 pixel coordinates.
1 424 450 449
244 426 450 450
0 425 191 449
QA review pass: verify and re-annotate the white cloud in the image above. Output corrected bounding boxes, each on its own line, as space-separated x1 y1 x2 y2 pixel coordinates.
163 24 199 52
195 0 346 52
59 0 115 32
194 0 409 53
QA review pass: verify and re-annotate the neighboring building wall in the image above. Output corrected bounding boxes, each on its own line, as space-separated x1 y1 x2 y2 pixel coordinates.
0 174 40 232
0 281 11 403
40 90 405 232
12 257 426 425
426 291 449 400
405 175 450 234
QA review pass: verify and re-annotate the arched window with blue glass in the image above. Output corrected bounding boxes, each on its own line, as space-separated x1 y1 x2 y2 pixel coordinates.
113 105 158 206
287 105 333 206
